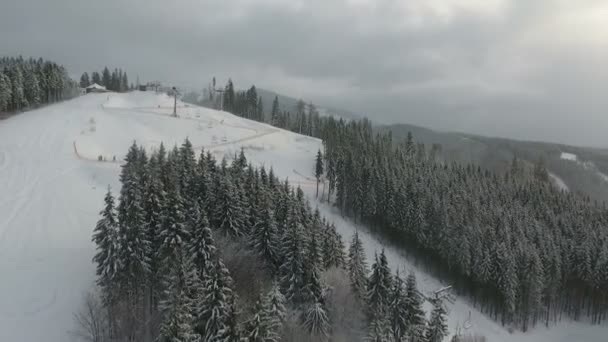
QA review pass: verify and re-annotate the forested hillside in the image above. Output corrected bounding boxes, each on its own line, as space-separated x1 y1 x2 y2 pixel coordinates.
79 67 131 92
217 82 608 332
0 56 79 113
88 139 450 341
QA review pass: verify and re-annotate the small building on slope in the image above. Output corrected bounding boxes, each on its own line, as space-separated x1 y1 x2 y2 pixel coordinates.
85 83 108 93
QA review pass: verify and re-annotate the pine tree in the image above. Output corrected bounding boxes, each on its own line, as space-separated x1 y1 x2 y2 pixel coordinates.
279 207 306 302
302 230 324 303
92 187 120 297
321 221 345 269
302 302 330 340
347 232 368 301
250 203 279 271
315 149 324 198
257 96 264 122
264 283 286 327
187 201 216 278
8 65 27 110
23 66 40 107
80 72 90 88
91 71 101 85
116 143 151 290
121 71 129 92
426 299 448 342
213 173 246 237
270 96 279 126
0 72 12 111
196 258 234 341
158 254 201 342
389 272 409 342
102 67 111 88
179 138 197 201
159 189 191 267
405 273 426 342
366 251 392 339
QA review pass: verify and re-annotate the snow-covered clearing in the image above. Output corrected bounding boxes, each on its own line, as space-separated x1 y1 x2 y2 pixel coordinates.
549 172 569 192
560 152 578 161
0 91 605 341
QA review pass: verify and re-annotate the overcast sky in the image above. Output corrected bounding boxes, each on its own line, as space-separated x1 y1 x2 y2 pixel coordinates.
1 0 607 147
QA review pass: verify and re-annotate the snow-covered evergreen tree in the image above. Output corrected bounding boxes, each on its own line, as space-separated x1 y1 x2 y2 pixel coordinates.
159 253 201 342
79 72 90 88
279 207 306 302
213 172 246 237
159 189 190 268
0 72 11 111
347 231 368 301
302 301 330 340
250 203 279 271
426 299 448 342
92 187 120 299
366 251 392 340
187 201 216 278
405 273 426 342
321 221 345 269
196 258 234 341
302 229 324 303
116 142 151 290
389 272 410 342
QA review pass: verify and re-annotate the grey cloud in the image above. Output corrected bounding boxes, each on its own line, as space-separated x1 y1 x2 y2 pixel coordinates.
1 0 607 146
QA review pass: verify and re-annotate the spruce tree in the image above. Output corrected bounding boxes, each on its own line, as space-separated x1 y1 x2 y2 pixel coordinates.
158 253 201 342
92 187 120 298
102 67 111 88
321 221 346 269
80 72 90 88
270 96 279 125
213 172 246 237
279 207 306 302
187 201 216 278
347 231 368 301
389 272 409 342
426 299 448 342
158 189 190 268
302 230 324 303
405 273 426 342
366 251 392 340
0 72 12 112
302 302 330 340
196 258 234 341
315 149 324 198
116 142 151 290
91 71 101 85
250 203 279 271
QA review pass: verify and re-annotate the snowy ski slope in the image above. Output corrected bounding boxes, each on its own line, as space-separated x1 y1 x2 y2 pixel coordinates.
0 92 605 341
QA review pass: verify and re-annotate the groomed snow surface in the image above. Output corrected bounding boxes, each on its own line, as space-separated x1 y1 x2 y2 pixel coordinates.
0 92 605 342
560 152 578 162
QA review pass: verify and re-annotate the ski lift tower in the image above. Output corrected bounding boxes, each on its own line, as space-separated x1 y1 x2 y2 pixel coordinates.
215 88 225 111
172 86 179 117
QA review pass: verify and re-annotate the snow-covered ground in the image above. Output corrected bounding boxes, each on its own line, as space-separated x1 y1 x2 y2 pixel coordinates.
549 172 569 192
560 152 578 161
558 151 608 187
0 92 605 341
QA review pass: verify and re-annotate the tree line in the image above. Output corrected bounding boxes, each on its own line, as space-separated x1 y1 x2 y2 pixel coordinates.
318 118 608 330
80 67 131 92
0 56 79 113
210 78 608 331
90 139 450 341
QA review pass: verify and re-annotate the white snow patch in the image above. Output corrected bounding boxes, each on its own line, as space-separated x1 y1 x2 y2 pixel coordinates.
560 152 578 161
0 92 605 342
549 172 569 192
